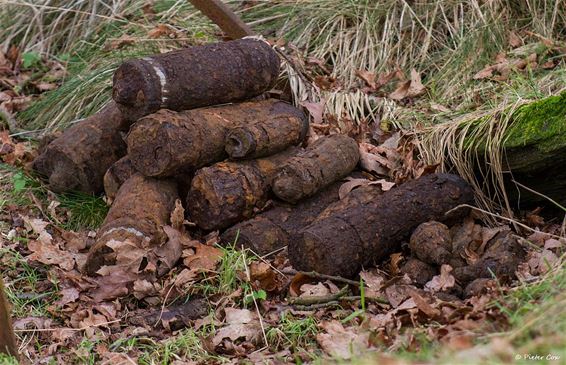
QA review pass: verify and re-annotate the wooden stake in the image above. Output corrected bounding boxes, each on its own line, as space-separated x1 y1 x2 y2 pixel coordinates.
188 0 253 39
0 276 18 358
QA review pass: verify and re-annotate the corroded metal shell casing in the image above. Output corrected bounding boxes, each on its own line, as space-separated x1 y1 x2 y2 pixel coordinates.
126 99 299 177
187 149 297 231
33 102 127 194
272 134 360 203
103 156 136 201
225 103 308 159
289 173 474 277
112 38 280 120
85 174 179 275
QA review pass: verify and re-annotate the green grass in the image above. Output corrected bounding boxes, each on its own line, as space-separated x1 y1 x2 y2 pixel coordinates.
56 192 108 231
266 313 319 352
1 164 108 231
0 354 19 365
0 247 58 319
109 325 224 364
496 260 566 358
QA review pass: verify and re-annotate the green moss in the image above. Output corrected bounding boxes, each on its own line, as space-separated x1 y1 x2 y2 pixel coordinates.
504 92 566 153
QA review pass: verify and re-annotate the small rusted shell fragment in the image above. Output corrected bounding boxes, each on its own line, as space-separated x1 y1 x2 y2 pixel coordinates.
272 134 360 203
33 102 127 194
400 258 437 287
112 38 280 120
409 221 453 265
225 103 308 159
103 156 136 201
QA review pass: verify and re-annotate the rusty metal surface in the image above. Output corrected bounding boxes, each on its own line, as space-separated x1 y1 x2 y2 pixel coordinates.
289 173 475 277
112 39 279 120
272 134 360 203
32 102 127 194
225 101 308 159
127 99 298 177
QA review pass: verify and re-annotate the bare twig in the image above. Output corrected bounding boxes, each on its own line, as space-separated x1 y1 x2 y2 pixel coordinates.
282 268 360 286
445 204 564 239
288 285 349 306
512 179 566 212
293 301 340 311
241 246 268 348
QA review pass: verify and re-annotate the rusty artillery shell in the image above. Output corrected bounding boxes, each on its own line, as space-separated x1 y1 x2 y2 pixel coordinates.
85 174 179 275
127 99 296 177
272 134 360 203
221 182 341 255
289 173 474 277
112 38 280 120
103 156 136 202
187 149 297 231
33 102 127 194
225 103 308 159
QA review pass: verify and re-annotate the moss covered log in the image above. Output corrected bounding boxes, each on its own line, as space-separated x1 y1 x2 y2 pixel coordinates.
225 103 308 159
500 92 566 206
272 134 360 203
85 174 179 275
33 102 128 194
112 38 280 121
187 149 297 231
127 99 297 177
289 173 474 277
221 182 341 255
103 156 136 201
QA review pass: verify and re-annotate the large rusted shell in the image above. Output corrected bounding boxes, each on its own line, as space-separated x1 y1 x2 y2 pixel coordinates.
112 38 280 120
272 134 360 203
289 173 474 277
84 174 179 276
127 99 299 177
220 182 341 255
33 102 127 194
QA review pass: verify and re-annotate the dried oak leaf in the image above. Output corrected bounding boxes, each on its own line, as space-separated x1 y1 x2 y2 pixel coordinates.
389 69 426 100
249 261 279 292
182 239 222 273
212 308 262 347
90 267 136 302
360 269 386 297
408 288 440 318
106 34 136 50
425 264 455 292
299 282 330 297
339 178 394 199
316 320 371 360
300 100 326 125
148 24 177 38
358 142 400 176
355 69 377 89
26 219 79 272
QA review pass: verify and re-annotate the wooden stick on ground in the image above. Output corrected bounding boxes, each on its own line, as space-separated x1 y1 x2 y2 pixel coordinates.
0 276 18 359
188 0 253 39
